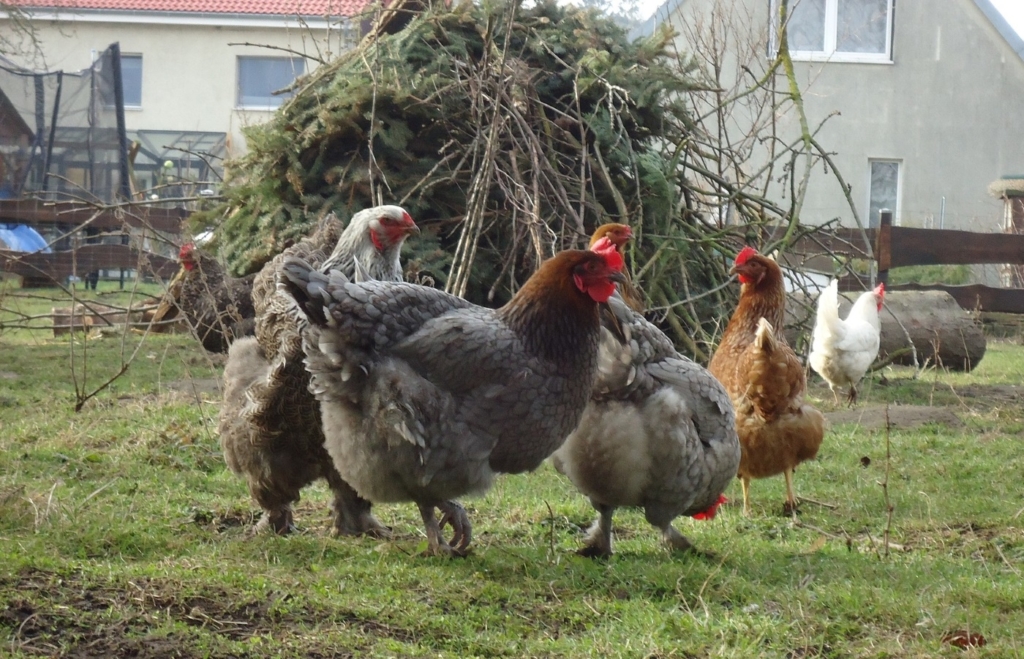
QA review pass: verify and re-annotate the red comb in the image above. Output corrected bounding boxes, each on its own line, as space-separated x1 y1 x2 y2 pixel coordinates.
690 495 727 521
874 282 886 296
591 237 624 272
591 236 615 254
734 246 758 266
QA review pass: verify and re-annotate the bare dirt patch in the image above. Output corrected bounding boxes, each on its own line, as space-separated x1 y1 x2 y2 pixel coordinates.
163 378 221 396
825 404 962 430
0 567 414 657
953 384 1024 406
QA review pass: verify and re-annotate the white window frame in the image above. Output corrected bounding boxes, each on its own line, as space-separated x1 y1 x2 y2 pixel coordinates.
772 0 895 64
867 158 902 228
120 53 143 109
236 56 305 111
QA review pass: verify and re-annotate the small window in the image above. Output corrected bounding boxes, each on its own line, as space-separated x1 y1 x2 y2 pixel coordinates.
237 56 305 109
120 54 142 107
773 0 894 63
868 159 900 228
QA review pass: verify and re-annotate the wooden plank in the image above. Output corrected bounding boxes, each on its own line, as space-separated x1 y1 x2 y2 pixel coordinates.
888 226 1024 267
888 283 1024 314
0 244 179 284
875 211 892 284
0 200 187 233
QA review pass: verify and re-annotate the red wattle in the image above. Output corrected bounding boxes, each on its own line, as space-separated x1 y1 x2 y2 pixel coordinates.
586 280 617 303
691 495 727 521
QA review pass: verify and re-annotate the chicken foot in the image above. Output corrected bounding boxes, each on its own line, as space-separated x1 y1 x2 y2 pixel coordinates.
417 500 472 557
578 503 615 558
253 505 296 535
327 474 391 538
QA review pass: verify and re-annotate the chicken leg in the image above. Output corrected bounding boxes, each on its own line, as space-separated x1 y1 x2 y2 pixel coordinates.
418 500 472 557
646 506 704 556
740 476 752 517
578 502 615 558
782 468 799 517
327 472 390 538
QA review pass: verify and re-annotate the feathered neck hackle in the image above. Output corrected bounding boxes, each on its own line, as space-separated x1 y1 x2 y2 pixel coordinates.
726 250 787 340
320 206 415 282
499 250 618 367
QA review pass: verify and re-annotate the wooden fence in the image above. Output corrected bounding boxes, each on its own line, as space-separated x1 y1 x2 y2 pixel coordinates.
0 199 186 232
0 200 185 287
786 210 1024 314
0 243 179 285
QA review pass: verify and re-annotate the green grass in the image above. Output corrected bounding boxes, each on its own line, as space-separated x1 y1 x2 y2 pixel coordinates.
887 264 972 286
2 292 1023 657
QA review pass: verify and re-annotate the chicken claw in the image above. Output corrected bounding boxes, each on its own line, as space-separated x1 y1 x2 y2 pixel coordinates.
438 500 473 554
329 477 391 538
418 502 472 557
253 507 297 536
662 525 717 560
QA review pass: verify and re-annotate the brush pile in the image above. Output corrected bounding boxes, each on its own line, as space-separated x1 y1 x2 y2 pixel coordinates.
195 0 800 359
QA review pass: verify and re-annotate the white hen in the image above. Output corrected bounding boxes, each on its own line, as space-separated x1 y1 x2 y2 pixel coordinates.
808 279 885 405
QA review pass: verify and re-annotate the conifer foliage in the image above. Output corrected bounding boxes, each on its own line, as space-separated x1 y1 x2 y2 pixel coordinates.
197 0 733 358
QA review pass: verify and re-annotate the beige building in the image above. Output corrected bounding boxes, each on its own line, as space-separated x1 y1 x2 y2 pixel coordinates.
634 0 1024 232
1 0 370 191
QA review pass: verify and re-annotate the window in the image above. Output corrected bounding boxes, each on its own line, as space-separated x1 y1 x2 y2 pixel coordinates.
868 159 900 227
120 54 142 107
775 0 894 62
237 56 305 109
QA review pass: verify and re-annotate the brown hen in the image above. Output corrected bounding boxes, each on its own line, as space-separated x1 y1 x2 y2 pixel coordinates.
707 247 825 516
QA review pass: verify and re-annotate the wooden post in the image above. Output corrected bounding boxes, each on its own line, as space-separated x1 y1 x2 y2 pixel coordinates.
876 209 892 286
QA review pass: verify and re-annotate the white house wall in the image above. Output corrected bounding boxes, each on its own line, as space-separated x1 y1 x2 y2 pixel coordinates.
2 18 345 157
655 0 1024 232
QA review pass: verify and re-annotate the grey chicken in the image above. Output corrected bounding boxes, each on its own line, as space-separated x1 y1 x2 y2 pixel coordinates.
218 206 417 535
551 230 739 558
277 247 626 556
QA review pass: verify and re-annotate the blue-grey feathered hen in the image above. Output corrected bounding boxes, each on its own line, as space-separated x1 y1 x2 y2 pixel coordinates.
552 293 739 557
277 248 625 555
551 228 739 557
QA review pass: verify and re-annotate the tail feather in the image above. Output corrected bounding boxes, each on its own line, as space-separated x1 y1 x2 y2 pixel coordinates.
753 317 776 352
746 317 807 420
813 279 841 340
276 256 347 326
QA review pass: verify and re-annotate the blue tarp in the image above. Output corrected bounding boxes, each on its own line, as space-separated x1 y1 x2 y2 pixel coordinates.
0 224 51 253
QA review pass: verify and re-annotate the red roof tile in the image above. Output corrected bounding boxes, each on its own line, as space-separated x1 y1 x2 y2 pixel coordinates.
8 0 370 17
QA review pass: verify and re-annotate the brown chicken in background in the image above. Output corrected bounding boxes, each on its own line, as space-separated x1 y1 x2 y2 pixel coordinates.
218 206 417 535
708 247 825 516
278 247 625 556
164 243 257 353
587 223 644 312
